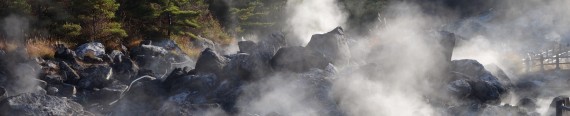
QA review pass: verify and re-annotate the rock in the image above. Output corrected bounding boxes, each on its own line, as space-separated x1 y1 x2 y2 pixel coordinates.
224 53 255 80
75 42 105 59
517 98 537 111
54 44 77 61
0 93 92 116
0 87 6 101
85 84 128 104
111 79 166 115
111 50 139 83
270 46 331 73
168 74 218 99
450 59 507 104
448 79 472 98
257 33 287 61
195 48 228 76
471 80 501 104
77 65 113 89
306 27 351 66
51 83 77 97
59 61 81 84
238 40 256 53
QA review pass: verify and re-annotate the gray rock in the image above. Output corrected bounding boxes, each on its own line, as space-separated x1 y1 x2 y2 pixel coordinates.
451 59 507 103
78 65 113 89
306 27 351 66
195 48 228 76
270 46 331 73
0 93 92 116
75 42 105 59
448 79 472 98
238 41 256 53
54 44 76 61
59 61 81 85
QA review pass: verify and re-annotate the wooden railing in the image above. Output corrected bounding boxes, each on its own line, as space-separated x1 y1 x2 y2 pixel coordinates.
524 43 570 72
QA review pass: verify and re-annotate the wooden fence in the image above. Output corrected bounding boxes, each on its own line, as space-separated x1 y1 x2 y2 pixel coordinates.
524 43 570 72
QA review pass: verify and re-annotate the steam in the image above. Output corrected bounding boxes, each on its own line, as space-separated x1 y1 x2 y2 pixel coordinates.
285 0 347 45
333 3 447 115
1 14 40 95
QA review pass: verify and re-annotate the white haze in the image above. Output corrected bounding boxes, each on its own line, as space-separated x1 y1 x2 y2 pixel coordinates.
236 2 449 116
285 0 347 45
235 0 570 115
2 14 40 95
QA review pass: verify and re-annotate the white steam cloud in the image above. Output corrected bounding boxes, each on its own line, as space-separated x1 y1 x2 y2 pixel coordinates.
285 0 347 45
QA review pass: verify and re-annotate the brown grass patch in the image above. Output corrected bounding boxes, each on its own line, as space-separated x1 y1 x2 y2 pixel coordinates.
171 36 202 58
26 39 56 58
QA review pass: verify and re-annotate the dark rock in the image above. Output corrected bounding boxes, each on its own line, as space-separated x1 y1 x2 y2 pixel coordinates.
47 87 58 95
111 79 166 115
59 61 81 84
0 87 6 101
517 98 537 111
471 80 501 104
54 44 76 61
85 84 128 104
51 83 77 97
0 93 92 116
224 53 255 80
306 27 351 66
270 46 331 73
195 48 228 76
450 59 507 104
238 40 256 53
77 65 113 89
447 79 472 98
110 50 139 83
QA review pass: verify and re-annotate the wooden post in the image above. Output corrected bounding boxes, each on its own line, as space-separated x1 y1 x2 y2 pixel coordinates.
526 53 531 73
556 44 561 70
541 53 545 72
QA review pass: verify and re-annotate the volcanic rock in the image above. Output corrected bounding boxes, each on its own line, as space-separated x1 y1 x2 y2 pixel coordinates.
270 46 331 73
59 61 81 84
77 65 113 89
450 59 507 103
0 93 92 116
195 48 228 76
54 44 76 61
75 42 105 60
238 40 256 53
306 27 351 66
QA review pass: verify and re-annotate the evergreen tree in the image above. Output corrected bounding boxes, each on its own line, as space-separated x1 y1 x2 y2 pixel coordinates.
70 0 127 42
118 0 200 39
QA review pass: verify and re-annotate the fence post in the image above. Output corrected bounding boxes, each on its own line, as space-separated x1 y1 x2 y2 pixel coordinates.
556 44 561 70
541 53 545 72
526 53 532 73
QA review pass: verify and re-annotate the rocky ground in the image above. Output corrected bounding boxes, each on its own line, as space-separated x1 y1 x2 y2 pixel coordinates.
0 27 567 116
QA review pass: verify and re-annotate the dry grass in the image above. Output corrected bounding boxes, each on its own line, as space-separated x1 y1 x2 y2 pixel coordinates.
171 36 202 58
25 39 56 58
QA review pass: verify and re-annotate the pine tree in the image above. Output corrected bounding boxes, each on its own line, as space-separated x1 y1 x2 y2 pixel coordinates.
70 0 127 42
118 0 200 39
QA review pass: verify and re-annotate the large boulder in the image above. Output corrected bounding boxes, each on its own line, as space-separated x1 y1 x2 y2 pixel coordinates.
449 59 507 104
270 46 331 73
195 48 228 76
0 93 92 116
306 27 351 66
110 50 139 83
238 40 256 53
75 42 105 60
54 44 76 61
77 65 114 89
